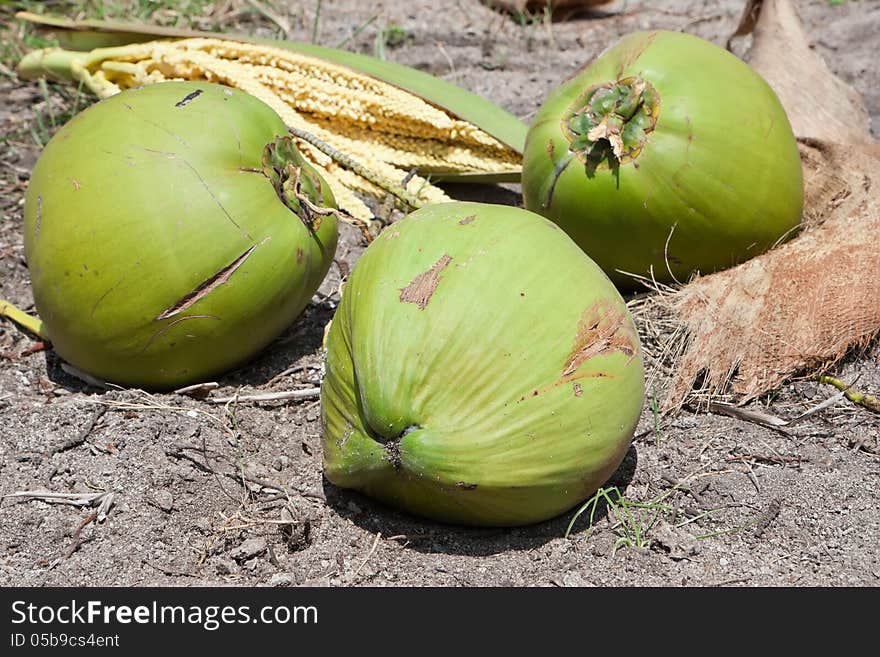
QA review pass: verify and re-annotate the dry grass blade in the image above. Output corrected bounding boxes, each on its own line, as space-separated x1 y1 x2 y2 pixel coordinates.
207 388 320 404
3 490 115 522
350 532 382 580
708 386 846 432
174 381 220 397
708 402 791 430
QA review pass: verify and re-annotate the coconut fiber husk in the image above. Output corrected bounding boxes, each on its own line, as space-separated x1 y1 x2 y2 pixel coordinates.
659 0 879 408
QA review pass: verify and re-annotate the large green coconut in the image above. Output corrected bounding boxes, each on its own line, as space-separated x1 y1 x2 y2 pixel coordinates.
23 81 338 389
521 30 803 288
321 202 645 527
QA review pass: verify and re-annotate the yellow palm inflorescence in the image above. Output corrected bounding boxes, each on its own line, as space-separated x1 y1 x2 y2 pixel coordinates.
61 38 521 225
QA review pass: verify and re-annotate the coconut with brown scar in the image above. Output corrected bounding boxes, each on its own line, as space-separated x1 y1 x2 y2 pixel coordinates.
321 202 645 526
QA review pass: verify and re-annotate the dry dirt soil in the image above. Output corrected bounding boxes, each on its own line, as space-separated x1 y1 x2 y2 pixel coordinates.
1 0 879 587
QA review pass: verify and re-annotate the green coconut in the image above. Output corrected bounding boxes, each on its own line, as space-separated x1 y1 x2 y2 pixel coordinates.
321 202 645 527
521 30 804 288
23 81 338 389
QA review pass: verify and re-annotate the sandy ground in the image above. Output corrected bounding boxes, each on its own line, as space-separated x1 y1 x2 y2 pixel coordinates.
1 0 878 587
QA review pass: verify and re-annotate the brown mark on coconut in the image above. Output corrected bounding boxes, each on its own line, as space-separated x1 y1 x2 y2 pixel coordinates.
573 383 583 397
399 254 452 310
69 178 80 190
518 372 610 402
516 389 542 403
459 214 477 225
296 247 305 265
156 240 266 320
455 482 478 490
562 300 637 379
174 89 203 108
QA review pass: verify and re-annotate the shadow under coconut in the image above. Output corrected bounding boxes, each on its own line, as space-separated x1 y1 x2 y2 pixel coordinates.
38 297 336 394
216 298 336 388
41 348 110 393
322 443 638 558
218 221 365 388
439 182 523 207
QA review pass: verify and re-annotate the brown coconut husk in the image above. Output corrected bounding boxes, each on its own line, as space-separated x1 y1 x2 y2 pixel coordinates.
654 0 879 408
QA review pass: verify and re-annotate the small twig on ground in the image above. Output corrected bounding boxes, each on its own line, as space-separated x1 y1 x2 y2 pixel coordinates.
660 473 707 506
61 510 98 560
697 498 782 541
435 41 456 77
207 388 321 404
19 341 47 357
268 364 319 385
165 443 289 497
706 402 790 431
351 532 381 580
241 475 285 494
164 445 217 475
726 452 803 468
174 381 219 398
708 385 849 433
744 464 761 494
818 375 880 414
